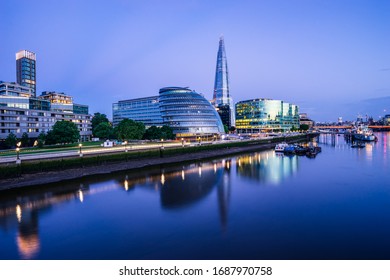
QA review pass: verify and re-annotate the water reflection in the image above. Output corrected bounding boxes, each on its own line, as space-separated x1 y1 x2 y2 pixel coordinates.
0 145 309 259
236 151 298 184
0 183 95 259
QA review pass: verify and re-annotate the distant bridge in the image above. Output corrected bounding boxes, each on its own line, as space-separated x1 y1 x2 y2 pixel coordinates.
314 125 390 131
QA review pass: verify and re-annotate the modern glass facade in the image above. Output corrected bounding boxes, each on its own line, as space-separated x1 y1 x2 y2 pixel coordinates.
112 96 163 127
159 87 224 137
16 50 36 96
212 36 235 127
235 99 299 133
112 87 224 138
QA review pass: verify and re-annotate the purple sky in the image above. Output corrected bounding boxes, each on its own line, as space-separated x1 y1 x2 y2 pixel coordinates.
1 0 389 122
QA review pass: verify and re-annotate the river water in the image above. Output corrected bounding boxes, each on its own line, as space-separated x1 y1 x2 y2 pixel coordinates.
1 133 390 260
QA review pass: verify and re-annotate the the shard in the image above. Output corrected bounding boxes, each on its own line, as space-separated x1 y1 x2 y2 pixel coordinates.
212 36 235 128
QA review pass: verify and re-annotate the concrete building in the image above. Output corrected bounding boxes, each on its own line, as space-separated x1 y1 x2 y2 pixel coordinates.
0 81 92 142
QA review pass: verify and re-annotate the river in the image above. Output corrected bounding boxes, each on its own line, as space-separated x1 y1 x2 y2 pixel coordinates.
1 132 390 260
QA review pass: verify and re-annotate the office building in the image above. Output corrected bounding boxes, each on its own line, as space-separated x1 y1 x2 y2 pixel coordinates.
212 36 235 128
113 96 163 127
159 87 224 137
113 87 224 139
16 50 36 96
0 81 92 141
235 98 299 133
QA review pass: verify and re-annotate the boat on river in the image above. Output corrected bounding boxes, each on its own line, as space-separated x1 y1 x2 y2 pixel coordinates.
275 142 289 152
352 125 376 141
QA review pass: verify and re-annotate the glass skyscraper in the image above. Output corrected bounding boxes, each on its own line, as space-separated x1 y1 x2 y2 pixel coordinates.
16 50 36 96
213 36 235 128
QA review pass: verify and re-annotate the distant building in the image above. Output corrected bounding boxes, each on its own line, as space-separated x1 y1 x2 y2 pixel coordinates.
113 87 224 139
212 36 235 128
235 99 299 133
16 50 36 96
384 115 390 125
299 113 314 128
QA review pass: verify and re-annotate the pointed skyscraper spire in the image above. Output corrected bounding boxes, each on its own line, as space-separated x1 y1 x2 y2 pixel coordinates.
213 36 235 128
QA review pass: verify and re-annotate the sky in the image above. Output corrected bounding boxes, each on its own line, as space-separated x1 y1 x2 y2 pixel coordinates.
0 0 389 122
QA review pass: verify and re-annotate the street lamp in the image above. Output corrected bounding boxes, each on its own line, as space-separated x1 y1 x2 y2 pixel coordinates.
213 135 216 142
181 138 184 147
198 137 201 145
16 147 20 164
124 141 128 152
79 143 83 157
161 139 164 147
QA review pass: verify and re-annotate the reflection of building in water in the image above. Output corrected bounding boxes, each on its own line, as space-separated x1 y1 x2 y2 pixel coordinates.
0 182 94 259
16 208 39 259
160 162 224 208
236 151 298 184
217 159 231 231
118 160 231 230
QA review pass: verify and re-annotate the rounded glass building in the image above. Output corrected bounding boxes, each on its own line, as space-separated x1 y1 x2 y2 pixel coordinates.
159 87 224 138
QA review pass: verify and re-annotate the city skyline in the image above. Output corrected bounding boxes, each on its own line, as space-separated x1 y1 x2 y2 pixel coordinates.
1 0 389 122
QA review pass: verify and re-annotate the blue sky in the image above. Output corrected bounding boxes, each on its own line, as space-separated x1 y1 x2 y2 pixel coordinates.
1 0 389 122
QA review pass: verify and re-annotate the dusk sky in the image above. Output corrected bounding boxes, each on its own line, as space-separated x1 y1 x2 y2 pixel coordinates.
1 0 389 122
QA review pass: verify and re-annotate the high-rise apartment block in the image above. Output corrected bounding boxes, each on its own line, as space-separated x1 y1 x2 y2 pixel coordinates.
16 50 36 96
212 36 235 128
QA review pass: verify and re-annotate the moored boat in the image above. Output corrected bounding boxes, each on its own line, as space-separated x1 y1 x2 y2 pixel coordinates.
275 142 289 152
352 125 376 142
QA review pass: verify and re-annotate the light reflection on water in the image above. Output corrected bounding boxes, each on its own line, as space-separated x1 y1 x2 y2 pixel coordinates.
1 132 390 260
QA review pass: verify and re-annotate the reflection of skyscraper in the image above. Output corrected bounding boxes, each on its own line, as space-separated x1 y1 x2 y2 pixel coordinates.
217 160 231 231
16 50 36 96
212 36 235 128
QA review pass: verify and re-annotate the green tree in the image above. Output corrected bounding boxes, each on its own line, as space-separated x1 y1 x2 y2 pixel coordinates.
21 132 29 147
116 119 145 140
92 112 109 134
160 125 175 140
46 121 80 145
223 124 229 134
299 124 310 131
37 132 46 148
143 126 161 140
5 132 17 149
93 122 112 140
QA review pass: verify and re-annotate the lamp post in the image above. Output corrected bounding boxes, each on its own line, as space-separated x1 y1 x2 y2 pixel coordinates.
15 147 21 164
16 141 21 164
181 138 184 147
79 143 83 157
213 135 216 142
198 137 201 145
124 141 128 152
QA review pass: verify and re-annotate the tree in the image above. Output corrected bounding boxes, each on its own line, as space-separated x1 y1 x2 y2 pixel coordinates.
92 112 109 134
116 119 145 140
93 122 112 140
37 132 46 148
46 121 80 145
223 124 229 134
21 132 29 147
143 126 161 140
5 132 17 149
299 124 310 131
160 125 175 140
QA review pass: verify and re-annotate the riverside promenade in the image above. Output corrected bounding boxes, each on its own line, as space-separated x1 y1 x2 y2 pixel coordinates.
0 133 317 191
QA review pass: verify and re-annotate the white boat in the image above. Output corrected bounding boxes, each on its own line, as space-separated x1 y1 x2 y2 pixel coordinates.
352 125 376 141
275 142 289 152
